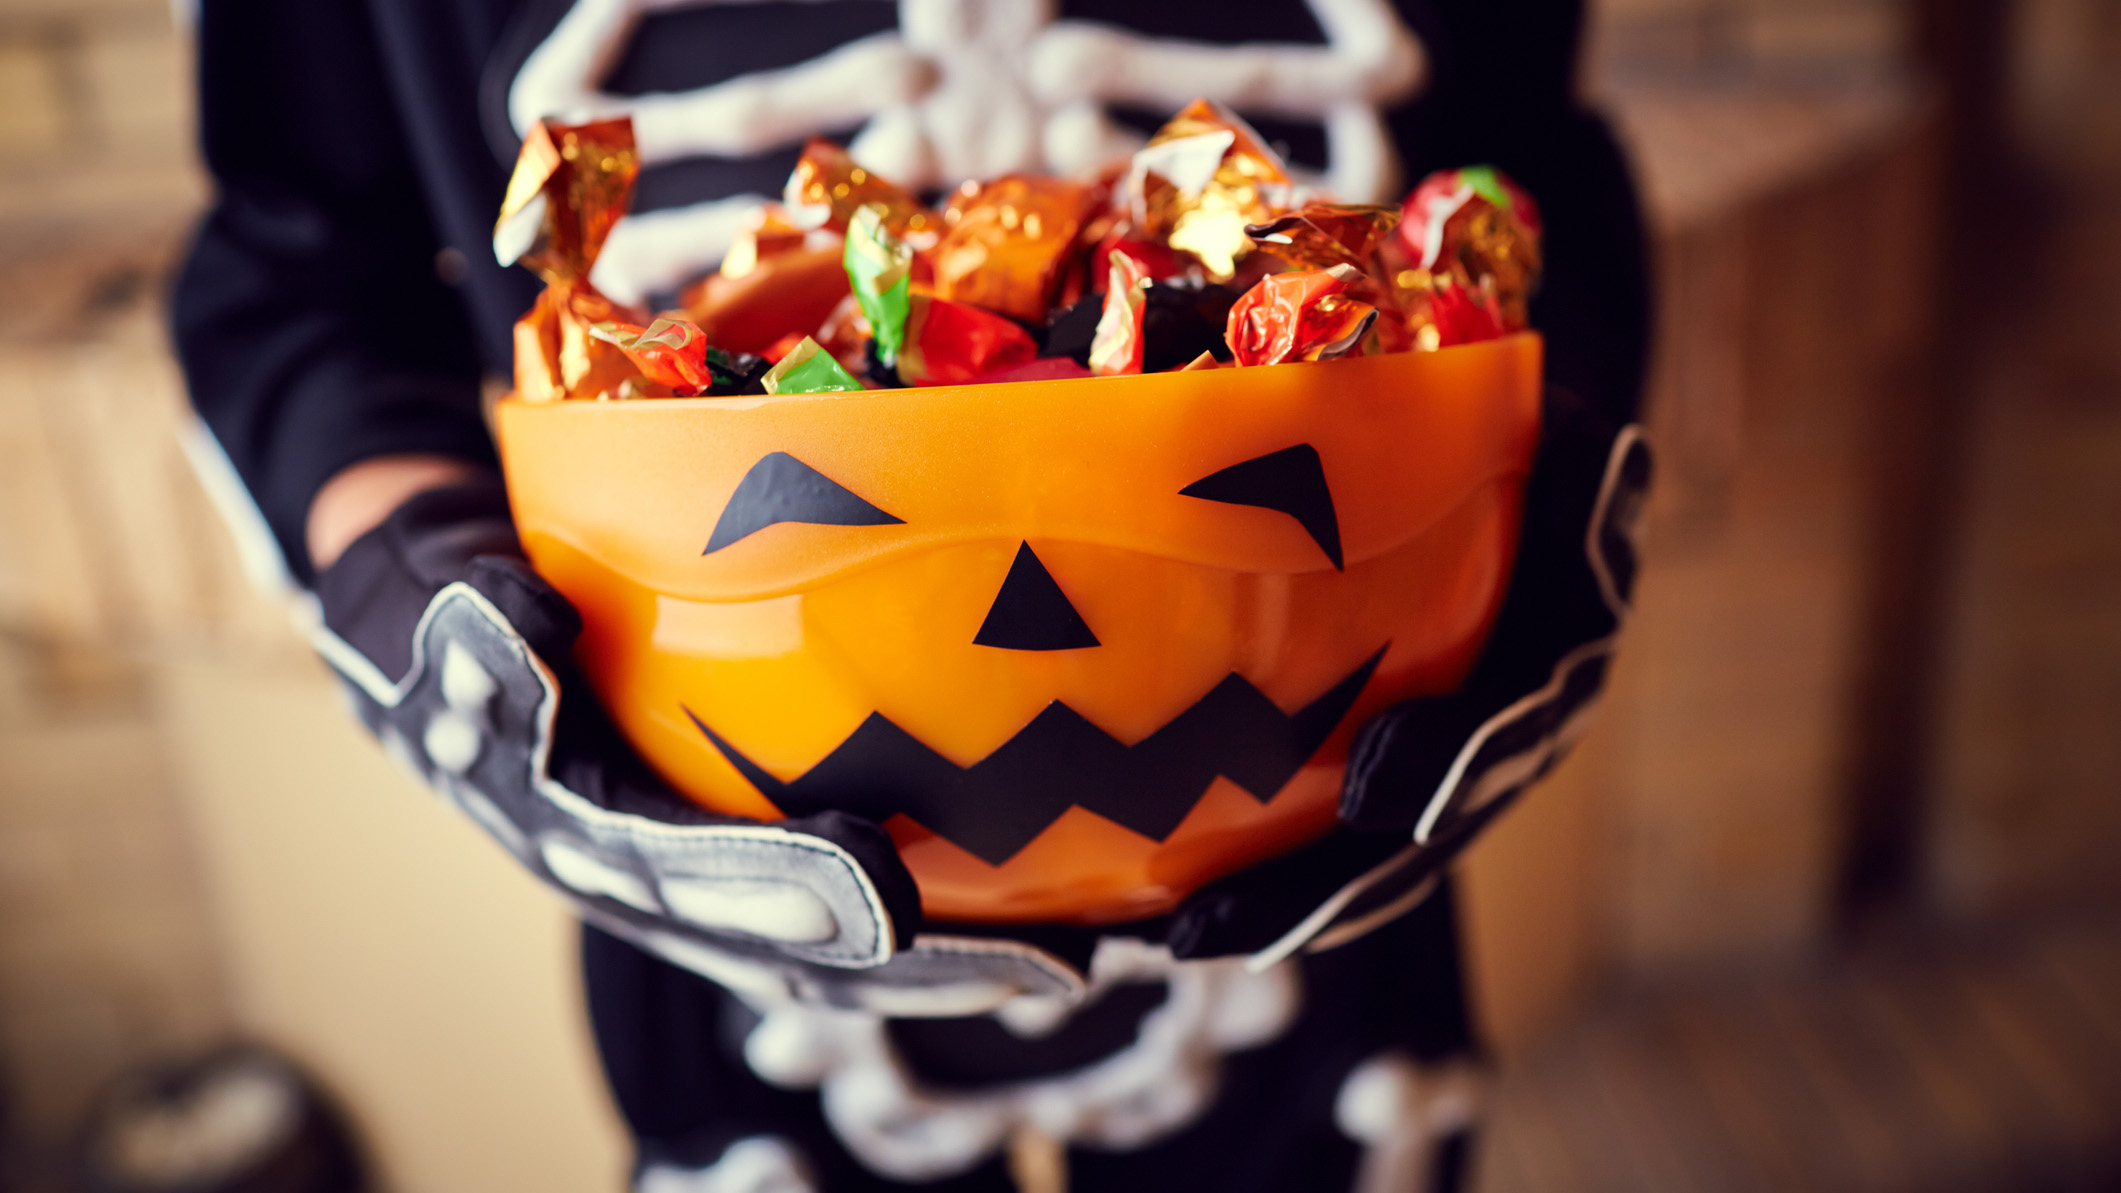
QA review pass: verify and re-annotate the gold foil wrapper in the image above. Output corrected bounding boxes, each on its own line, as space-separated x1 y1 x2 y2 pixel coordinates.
1246 203 1401 272
1126 100 1293 280
927 175 1098 322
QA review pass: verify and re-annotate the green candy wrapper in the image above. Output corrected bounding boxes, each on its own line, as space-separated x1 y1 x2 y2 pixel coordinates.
762 337 864 395
845 205 913 369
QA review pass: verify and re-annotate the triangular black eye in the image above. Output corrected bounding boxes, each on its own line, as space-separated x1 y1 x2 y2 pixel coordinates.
1180 444 1343 569
704 452 903 554
974 543 1100 650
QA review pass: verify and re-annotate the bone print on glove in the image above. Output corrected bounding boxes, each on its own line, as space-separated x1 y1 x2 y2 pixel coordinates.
309 478 945 992
1168 386 1652 963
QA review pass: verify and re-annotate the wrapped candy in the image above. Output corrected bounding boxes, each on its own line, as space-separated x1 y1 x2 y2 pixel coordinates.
1088 233 1194 291
494 117 638 284
588 316 715 392
845 204 915 369
1224 264 1378 367
1246 203 1401 272
1124 100 1294 280
503 103 1544 406
717 204 811 280
1396 165 1542 342
762 337 865 395
927 175 1099 322
495 117 649 402
680 240 851 358
784 138 941 247
1088 253 1150 377
897 295 1040 386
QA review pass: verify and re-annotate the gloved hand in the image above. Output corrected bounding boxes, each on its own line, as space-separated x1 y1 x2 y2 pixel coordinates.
310 476 1084 1010
1166 386 1652 963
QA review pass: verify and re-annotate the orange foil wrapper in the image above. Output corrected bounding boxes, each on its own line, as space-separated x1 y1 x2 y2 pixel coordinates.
783 138 942 248
719 204 811 280
679 242 852 356
589 316 717 392
497 118 648 401
494 118 640 285
896 295 1039 387
514 280 649 403
1225 264 1379 367
1246 203 1401 272
927 175 1099 322
1126 100 1293 280
1088 252 1149 376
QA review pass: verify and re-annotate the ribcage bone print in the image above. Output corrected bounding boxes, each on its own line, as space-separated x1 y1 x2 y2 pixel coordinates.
507 0 1425 303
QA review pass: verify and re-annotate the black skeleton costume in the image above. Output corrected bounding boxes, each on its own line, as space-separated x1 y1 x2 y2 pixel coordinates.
174 1 1650 1189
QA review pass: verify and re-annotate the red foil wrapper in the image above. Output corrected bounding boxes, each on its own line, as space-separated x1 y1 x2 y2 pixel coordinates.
927 175 1099 322
1089 233 1194 291
1224 264 1379 367
1088 252 1149 376
1397 166 1542 336
783 138 942 248
896 295 1039 386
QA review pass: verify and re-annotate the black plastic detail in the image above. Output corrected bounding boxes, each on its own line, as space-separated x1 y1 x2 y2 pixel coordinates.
686 647 1384 865
703 452 902 554
1180 444 1344 570
974 543 1099 651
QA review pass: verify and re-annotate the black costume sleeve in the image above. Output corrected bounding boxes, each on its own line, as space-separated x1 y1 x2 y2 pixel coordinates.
172 0 496 583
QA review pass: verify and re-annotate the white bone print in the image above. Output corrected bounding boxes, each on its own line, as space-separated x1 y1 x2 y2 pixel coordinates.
508 0 1426 304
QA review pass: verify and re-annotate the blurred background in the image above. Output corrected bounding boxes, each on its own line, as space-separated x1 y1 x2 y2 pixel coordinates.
0 0 2117 1189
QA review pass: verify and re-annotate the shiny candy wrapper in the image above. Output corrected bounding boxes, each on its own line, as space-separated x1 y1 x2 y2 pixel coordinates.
497 118 649 402
897 295 1040 386
719 204 811 280
785 139 941 248
1088 252 1150 377
845 205 915 369
514 280 648 403
1246 203 1401 272
1090 233 1194 290
1224 264 1378 367
680 243 851 357
1125 100 1293 281
762 337 865 395
494 118 639 285
928 176 1098 322
589 316 716 393
1399 165 1542 334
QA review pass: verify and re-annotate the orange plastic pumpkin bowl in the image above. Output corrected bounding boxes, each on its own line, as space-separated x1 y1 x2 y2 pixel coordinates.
494 334 1543 924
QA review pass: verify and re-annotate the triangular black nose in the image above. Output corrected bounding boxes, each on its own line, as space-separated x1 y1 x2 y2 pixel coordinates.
974 543 1099 651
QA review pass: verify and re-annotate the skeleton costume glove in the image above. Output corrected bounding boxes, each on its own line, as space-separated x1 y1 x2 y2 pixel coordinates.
1168 387 1651 962
311 476 929 987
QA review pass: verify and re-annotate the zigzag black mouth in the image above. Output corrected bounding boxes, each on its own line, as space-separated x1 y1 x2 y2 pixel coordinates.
685 648 1384 865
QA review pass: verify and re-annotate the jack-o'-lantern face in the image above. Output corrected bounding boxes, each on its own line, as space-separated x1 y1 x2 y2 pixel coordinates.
496 336 1542 923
